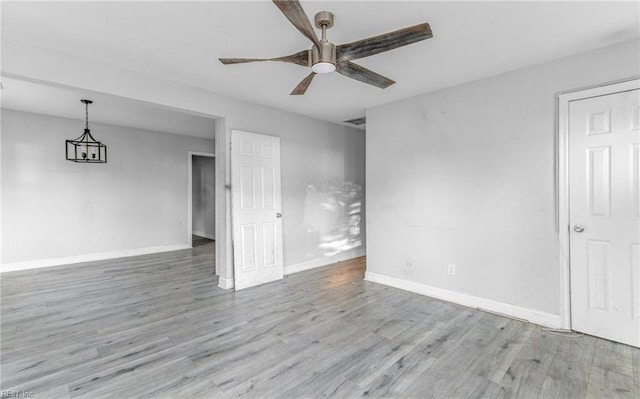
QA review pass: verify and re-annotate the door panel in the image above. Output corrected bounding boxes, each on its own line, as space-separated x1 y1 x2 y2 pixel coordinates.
231 130 283 290
633 144 640 219
587 146 610 218
263 222 277 267
262 167 275 208
569 89 640 347
240 165 255 209
586 239 610 310
240 224 257 272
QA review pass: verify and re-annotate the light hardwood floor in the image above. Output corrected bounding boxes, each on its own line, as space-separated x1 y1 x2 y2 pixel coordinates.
1 242 638 398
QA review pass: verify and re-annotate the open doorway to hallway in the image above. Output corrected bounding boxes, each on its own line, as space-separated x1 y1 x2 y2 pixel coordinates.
188 152 216 248
191 154 215 246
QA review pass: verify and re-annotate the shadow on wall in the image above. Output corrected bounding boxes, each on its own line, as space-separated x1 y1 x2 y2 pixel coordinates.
303 182 362 257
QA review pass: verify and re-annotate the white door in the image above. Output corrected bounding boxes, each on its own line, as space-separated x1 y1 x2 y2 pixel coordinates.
231 130 283 290
569 88 640 347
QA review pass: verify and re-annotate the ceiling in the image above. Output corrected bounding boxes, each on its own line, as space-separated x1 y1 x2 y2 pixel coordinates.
1 77 216 139
2 1 639 126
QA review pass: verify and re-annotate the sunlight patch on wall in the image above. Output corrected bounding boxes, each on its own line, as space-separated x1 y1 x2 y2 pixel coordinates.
303 181 362 257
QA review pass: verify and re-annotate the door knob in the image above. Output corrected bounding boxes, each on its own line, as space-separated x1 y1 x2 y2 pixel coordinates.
573 224 584 233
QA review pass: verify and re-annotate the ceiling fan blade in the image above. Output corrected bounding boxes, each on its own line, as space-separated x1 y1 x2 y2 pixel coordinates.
219 50 311 67
272 0 321 49
337 23 432 61
219 58 271 65
336 61 395 89
290 72 316 95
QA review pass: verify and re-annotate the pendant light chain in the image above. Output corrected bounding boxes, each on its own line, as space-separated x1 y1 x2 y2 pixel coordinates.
85 101 90 130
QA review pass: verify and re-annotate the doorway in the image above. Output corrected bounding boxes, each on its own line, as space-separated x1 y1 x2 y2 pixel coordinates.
558 78 640 347
188 152 216 260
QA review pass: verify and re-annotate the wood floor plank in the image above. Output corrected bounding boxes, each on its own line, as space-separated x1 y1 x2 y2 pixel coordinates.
538 332 599 398
586 339 635 398
496 328 558 398
359 351 437 396
485 321 535 383
2 243 639 398
71 355 195 398
402 312 498 398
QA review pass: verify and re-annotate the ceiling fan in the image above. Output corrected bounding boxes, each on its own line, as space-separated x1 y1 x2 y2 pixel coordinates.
219 0 433 95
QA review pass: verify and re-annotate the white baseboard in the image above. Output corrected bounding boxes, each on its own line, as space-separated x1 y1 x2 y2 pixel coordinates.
218 276 234 290
284 247 366 275
364 271 562 329
1 243 191 273
192 231 215 240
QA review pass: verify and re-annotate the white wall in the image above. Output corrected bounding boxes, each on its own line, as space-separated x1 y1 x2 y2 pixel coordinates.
192 155 215 239
365 39 640 325
1 39 366 283
1 109 214 268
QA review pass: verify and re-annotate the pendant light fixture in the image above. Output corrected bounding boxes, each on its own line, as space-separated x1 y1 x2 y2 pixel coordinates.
66 99 107 163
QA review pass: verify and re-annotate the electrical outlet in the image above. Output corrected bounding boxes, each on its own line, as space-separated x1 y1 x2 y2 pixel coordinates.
447 264 456 275
92 236 99 245
406 262 412 270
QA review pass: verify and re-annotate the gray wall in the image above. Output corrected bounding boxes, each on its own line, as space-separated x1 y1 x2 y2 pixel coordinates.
281 125 366 261
366 39 640 316
192 155 215 239
1 109 215 263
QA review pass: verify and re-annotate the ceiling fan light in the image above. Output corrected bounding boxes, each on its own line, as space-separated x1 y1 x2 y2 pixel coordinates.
312 62 336 74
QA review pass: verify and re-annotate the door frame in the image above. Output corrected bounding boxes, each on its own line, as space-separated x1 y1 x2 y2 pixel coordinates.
556 76 640 330
187 151 216 269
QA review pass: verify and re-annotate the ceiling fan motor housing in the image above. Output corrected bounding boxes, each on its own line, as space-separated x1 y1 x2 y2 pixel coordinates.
312 41 336 66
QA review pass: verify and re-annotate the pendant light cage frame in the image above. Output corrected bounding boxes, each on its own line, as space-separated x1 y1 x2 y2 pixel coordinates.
66 99 107 163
